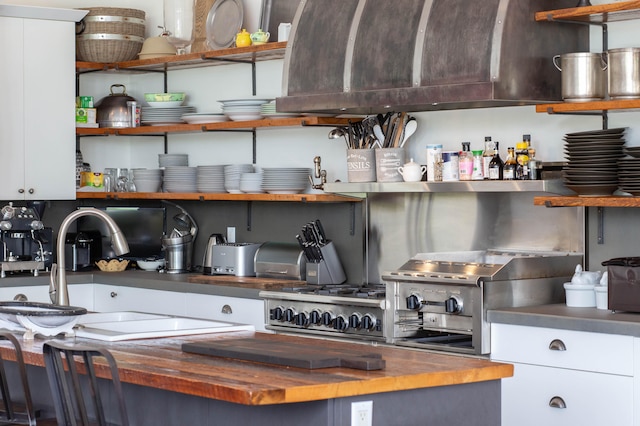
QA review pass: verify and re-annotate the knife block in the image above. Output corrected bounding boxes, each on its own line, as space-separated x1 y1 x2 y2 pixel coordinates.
305 242 346 285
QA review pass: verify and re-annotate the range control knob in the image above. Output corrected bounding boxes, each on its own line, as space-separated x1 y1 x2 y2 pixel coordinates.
361 314 376 331
406 294 423 310
348 313 362 329
321 311 335 327
445 297 463 314
310 309 322 325
284 307 297 323
295 311 309 327
270 306 284 321
334 314 348 331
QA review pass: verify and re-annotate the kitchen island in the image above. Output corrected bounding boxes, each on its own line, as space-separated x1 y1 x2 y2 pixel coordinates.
3 330 513 426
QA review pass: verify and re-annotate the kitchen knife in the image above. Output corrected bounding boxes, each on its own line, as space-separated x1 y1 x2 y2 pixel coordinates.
314 219 327 245
296 234 314 262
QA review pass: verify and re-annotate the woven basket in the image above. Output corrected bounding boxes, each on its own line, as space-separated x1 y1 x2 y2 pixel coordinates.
76 7 145 63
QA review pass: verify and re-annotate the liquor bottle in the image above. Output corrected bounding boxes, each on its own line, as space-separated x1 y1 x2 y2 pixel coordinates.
459 141 473 181
503 147 516 180
528 148 538 180
515 134 530 180
488 142 504 180
482 136 495 180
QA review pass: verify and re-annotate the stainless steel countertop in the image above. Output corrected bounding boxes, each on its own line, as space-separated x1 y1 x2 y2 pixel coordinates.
488 304 640 337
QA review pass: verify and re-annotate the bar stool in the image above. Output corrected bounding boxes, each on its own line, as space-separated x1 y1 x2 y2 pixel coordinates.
42 341 129 426
0 331 38 425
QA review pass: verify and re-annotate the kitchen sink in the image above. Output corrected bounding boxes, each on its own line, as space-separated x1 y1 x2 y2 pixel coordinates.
74 311 254 342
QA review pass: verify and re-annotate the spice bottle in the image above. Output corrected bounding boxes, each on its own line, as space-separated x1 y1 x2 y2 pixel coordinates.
459 142 473 181
488 142 504 180
528 148 538 180
482 136 495 180
515 134 530 180
503 147 517 180
471 150 484 180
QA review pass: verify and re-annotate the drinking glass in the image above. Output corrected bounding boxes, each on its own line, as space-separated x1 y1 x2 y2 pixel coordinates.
163 0 195 54
116 168 129 192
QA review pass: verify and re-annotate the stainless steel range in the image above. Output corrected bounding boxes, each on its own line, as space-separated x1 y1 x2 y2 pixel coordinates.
383 250 582 355
260 284 386 342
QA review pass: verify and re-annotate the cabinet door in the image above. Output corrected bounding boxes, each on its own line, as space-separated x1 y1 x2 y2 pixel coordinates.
185 293 266 331
22 18 75 200
0 16 26 199
93 285 186 316
502 362 633 426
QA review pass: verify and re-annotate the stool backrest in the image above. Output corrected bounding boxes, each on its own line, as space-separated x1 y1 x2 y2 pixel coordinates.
42 341 129 426
0 331 36 426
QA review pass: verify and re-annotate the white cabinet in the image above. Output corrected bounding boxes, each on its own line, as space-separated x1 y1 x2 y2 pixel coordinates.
93 284 186 316
0 7 83 200
185 293 266 331
491 323 635 426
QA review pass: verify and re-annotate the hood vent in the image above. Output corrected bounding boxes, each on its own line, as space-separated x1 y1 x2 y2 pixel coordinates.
277 0 587 114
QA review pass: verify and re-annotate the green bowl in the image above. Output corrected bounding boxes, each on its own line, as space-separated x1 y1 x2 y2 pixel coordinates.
144 92 186 102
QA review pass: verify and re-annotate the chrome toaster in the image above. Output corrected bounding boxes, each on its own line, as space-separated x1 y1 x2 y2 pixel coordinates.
203 243 263 276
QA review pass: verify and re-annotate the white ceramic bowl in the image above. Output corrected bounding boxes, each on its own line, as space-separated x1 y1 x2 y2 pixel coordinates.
564 282 596 307
137 259 164 271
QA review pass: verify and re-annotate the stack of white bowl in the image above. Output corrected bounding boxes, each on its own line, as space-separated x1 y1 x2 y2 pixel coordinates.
261 168 312 194
163 166 197 193
224 164 254 193
159 153 188 168
197 165 226 193
219 99 271 121
132 168 163 192
239 172 264 193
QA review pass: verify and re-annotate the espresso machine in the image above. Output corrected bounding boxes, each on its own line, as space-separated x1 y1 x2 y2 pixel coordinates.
0 202 53 278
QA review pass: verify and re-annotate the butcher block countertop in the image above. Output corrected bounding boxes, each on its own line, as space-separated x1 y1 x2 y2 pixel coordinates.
2 331 513 406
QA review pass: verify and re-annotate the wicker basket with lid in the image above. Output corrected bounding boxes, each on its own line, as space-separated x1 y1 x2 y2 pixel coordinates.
76 7 146 63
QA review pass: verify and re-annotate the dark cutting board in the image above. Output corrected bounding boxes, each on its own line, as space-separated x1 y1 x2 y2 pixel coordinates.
182 338 385 371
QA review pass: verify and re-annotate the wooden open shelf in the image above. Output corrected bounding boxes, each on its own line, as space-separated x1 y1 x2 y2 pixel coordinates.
77 42 288 73
535 99 640 114
534 195 640 207
535 0 640 23
76 191 362 203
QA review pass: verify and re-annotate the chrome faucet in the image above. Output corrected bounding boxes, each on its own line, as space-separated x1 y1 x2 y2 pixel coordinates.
50 208 129 306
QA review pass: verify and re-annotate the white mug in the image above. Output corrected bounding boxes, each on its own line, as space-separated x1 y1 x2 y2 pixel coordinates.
278 23 292 42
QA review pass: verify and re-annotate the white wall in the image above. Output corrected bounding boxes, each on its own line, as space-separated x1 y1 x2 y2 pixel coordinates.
9 0 640 184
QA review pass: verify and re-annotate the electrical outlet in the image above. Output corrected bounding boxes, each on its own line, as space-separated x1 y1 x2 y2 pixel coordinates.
351 401 373 426
226 226 236 243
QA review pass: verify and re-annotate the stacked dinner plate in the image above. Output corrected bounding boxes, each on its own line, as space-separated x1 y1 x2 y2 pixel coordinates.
260 101 301 118
224 164 254 193
261 168 311 194
196 165 226 193
563 128 626 196
619 147 640 195
219 98 271 121
132 168 163 192
159 153 188 168
163 166 197 193
141 106 196 125
239 172 264 193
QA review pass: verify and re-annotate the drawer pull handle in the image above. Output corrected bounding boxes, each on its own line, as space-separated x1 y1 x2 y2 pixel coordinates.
548 339 566 351
110 291 118 298
221 304 233 314
549 396 566 409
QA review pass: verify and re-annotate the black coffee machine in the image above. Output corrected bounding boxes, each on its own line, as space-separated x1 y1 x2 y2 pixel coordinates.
0 202 53 278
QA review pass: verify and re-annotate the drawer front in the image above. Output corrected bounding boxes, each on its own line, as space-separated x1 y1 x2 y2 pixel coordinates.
185 294 266 331
491 323 634 375
502 362 633 426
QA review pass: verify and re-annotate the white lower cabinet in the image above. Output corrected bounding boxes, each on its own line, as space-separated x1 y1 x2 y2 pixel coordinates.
185 293 266 331
92 284 186 316
491 323 635 426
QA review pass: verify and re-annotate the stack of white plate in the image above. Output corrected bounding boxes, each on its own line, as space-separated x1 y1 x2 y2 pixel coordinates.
239 172 264 193
163 166 197 193
132 168 163 192
141 106 196 125
219 98 272 121
181 113 228 124
261 168 311 194
197 165 226 193
224 164 254 193
260 101 301 118
159 153 188 168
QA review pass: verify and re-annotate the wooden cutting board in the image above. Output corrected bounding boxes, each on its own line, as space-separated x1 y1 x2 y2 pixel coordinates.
187 275 304 290
182 337 385 370
192 0 217 53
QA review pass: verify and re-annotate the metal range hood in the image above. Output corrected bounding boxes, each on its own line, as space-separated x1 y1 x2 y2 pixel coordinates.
277 0 588 115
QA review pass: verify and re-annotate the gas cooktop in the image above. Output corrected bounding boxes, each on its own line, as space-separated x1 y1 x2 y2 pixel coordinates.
277 284 386 299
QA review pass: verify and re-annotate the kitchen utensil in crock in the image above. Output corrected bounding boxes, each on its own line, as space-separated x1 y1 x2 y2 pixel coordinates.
400 118 417 147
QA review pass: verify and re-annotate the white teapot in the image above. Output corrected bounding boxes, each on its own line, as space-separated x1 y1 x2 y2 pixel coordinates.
398 158 426 182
